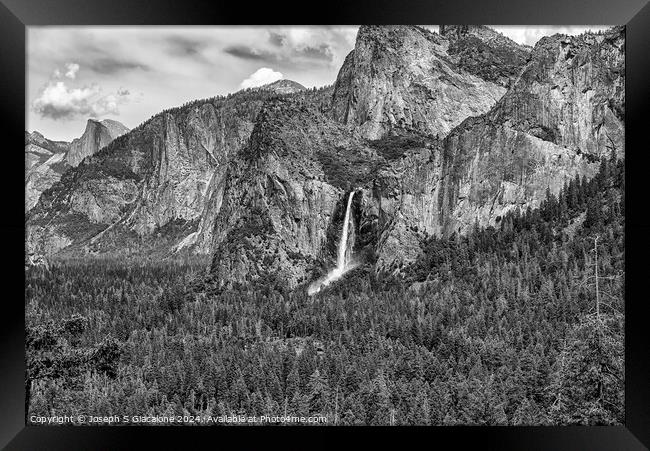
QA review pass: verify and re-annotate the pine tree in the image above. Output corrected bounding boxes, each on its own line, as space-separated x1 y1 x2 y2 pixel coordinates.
412 386 431 425
307 369 330 415
285 362 300 399
585 197 602 230
558 193 569 224
369 371 392 425
548 315 623 425
340 394 366 425
512 397 545 425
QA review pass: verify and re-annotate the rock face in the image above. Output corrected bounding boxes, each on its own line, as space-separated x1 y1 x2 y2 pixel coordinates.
26 88 319 256
370 26 625 266
66 119 129 167
25 132 70 211
258 79 307 95
98 119 130 140
330 25 509 140
27 26 625 290
25 120 129 211
210 101 339 287
440 25 531 87
208 98 385 287
493 28 624 157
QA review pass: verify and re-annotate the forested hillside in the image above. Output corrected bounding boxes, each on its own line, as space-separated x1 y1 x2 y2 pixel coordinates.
25 155 623 425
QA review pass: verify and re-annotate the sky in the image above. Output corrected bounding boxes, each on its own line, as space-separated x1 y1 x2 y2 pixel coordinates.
27 25 610 141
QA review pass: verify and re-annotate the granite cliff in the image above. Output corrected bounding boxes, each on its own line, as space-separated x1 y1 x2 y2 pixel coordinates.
66 119 129 166
26 83 322 256
330 25 520 140
25 131 70 211
368 26 625 266
440 25 532 88
25 119 129 211
208 98 385 287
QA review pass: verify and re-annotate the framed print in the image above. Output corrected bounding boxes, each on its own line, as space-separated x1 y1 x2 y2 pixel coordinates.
2 0 650 449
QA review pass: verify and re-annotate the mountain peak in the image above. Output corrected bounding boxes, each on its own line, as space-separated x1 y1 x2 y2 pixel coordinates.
66 118 129 166
440 25 528 48
25 130 67 151
259 79 306 95
99 118 130 138
356 25 444 48
439 24 531 87
331 24 506 139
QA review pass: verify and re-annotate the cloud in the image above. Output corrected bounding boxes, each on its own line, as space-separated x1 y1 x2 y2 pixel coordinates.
165 35 207 57
51 62 80 79
85 57 149 75
224 45 276 61
239 68 283 89
299 44 333 61
32 78 131 120
224 27 355 70
268 28 351 62
225 41 332 66
268 32 285 47
64 63 79 79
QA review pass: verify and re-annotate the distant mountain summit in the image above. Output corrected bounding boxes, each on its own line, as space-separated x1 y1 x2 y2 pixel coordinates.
66 119 129 166
25 131 69 154
25 118 129 211
25 132 70 210
258 79 306 95
98 119 130 141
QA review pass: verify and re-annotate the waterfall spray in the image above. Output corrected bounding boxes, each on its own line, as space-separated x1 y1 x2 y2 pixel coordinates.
308 190 358 295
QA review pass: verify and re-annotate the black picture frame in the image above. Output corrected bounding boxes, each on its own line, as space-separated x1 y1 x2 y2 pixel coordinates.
3 0 649 449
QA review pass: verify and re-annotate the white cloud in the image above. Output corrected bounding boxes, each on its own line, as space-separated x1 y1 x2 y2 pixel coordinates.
240 67 283 89
64 62 80 79
51 62 80 80
32 79 131 120
32 61 133 120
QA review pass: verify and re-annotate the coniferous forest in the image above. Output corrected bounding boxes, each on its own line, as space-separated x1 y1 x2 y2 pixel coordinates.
25 155 624 425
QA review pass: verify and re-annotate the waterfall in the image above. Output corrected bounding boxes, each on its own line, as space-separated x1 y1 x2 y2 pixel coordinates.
337 190 356 270
308 190 358 296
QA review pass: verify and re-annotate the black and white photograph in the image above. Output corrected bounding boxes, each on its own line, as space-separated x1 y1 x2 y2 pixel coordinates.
24 24 625 426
